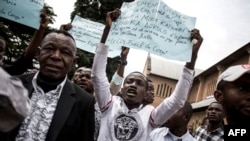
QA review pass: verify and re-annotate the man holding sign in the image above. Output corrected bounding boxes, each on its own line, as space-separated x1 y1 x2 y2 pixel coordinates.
92 7 203 141
107 0 197 62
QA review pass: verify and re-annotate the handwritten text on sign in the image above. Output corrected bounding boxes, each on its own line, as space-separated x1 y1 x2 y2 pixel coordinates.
69 15 121 57
107 0 196 61
0 0 44 29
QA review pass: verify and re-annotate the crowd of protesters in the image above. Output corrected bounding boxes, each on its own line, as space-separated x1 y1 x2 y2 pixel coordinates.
0 5 250 141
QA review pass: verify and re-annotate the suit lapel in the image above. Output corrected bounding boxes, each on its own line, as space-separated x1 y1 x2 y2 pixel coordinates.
46 79 76 141
20 73 35 97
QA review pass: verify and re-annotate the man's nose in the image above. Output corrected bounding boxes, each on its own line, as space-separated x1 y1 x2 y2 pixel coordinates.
79 74 87 79
51 50 61 59
131 81 137 86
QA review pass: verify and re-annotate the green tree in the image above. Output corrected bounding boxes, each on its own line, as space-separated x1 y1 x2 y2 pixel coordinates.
1 3 56 67
70 0 134 80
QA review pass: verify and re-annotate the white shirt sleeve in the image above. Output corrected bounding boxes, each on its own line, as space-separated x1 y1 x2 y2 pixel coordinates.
91 43 112 112
150 66 194 127
109 71 123 95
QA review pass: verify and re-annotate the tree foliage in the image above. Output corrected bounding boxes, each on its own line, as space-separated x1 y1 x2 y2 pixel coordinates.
1 3 56 66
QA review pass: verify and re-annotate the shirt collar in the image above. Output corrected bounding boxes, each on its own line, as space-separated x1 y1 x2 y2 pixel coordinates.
165 128 189 141
32 71 67 96
204 125 223 133
118 97 144 114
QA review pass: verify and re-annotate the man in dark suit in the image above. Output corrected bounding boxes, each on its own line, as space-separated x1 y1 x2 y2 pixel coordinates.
0 30 95 141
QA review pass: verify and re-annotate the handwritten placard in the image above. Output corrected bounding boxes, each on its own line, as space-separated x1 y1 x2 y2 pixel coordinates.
107 0 196 61
0 0 44 29
69 15 121 57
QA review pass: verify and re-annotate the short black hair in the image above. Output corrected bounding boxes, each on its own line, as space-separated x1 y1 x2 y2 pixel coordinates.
41 30 77 56
208 101 221 107
216 80 227 91
125 71 148 89
182 101 193 120
45 29 75 42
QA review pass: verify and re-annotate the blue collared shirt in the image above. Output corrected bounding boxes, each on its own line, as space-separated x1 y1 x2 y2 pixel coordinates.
148 127 196 141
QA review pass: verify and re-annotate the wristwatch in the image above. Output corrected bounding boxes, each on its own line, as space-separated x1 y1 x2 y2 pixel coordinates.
117 60 127 66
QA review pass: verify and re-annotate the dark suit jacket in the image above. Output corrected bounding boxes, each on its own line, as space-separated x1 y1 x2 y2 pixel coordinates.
0 73 95 141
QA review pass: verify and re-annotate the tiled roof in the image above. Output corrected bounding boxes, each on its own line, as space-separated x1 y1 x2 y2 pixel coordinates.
149 54 203 80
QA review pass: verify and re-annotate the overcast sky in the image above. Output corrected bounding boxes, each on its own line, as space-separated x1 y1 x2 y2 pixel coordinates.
45 0 250 75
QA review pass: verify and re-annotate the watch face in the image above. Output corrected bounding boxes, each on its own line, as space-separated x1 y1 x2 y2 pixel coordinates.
118 60 127 66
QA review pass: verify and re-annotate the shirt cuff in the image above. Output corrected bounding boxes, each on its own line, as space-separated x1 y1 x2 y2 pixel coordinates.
111 71 123 85
183 66 195 76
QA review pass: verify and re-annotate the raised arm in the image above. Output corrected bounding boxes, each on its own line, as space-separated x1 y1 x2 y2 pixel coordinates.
185 29 203 70
100 8 121 44
110 46 129 95
92 9 121 111
24 9 49 60
150 29 203 127
117 46 129 77
4 9 49 75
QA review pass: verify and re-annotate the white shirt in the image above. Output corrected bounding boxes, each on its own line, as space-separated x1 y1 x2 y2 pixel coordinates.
0 68 30 132
16 72 67 141
148 127 196 141
92 43 194 141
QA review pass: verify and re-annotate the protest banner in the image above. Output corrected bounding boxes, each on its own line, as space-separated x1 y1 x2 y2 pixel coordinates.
107 0 196 62
0 0 44 29
69 15 121 57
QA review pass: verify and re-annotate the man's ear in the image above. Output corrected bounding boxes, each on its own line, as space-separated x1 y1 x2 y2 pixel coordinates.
37 47 41 60
143 91 149 100
183 113 189 121
119 87 125 97
74 55 79 63
73 55 79 68
214 90 224 104
75 55 79 62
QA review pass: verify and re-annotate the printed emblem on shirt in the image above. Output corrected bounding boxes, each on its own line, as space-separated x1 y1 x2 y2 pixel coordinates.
110 113 144 141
